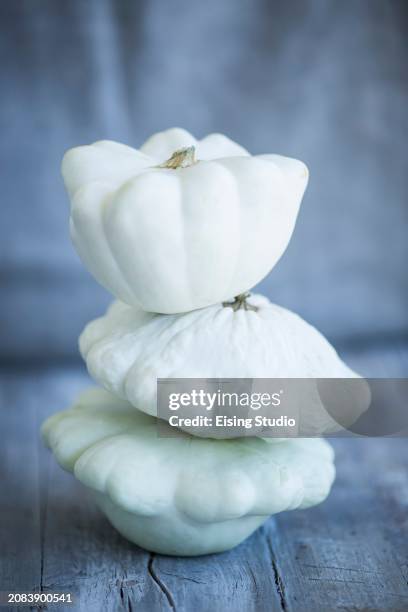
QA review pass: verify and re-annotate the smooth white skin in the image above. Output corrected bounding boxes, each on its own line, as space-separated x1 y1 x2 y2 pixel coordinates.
63 128 309 314
79 293 369 437
42 388 335 556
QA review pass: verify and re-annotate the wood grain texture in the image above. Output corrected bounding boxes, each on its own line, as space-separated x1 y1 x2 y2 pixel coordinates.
0 349 407 611
267 438 408 611
0 371 42 600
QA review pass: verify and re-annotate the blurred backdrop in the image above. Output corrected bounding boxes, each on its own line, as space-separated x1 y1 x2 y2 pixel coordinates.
1 0 407 363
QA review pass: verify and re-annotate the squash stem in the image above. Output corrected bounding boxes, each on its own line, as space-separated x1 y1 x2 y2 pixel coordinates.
223 293 258 312
156 146 196 169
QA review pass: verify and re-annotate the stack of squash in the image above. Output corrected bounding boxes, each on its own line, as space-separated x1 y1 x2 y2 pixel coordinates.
42 128 365 556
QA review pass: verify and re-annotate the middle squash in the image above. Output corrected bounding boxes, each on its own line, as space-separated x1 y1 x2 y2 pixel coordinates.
79 293 370 438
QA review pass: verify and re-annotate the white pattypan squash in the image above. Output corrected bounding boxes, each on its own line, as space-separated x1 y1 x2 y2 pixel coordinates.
42 388 335 556
63 128 308 314
79 293 369 436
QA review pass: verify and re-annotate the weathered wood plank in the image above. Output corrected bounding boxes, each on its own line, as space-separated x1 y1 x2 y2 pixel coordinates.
1 351 407 611
149 525 285 612
265 438 408 611
0 371 42 609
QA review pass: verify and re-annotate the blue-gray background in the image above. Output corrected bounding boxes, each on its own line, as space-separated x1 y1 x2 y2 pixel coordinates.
1 0 407 362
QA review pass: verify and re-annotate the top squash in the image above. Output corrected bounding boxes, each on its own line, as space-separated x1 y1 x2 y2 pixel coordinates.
63 128 308 313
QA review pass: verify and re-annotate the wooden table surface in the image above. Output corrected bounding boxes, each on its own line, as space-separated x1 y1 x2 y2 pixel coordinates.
1 347 408 611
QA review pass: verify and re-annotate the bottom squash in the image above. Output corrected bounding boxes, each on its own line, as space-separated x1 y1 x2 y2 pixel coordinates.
42 388 335 556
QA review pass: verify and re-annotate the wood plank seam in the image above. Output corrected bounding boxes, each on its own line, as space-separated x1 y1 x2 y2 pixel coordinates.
266 532 288 611
148 554 177 611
